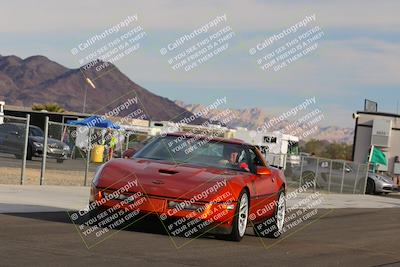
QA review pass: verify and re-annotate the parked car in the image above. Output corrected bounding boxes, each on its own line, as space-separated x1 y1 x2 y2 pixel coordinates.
0 122 70 163
287 158 354 189
366 172 398 194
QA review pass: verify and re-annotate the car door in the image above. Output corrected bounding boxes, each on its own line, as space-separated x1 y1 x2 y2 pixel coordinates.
4 124 22 154
247 147 278 220
0 123 10 152
0 124 19 154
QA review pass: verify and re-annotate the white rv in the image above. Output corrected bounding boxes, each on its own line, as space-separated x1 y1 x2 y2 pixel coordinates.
0 101 5 124
233 128 300 168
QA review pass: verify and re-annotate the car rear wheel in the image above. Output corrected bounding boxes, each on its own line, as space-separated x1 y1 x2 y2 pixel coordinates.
26 145 32 160
218 190 249 242
16 147 33 160
253 189 286 238
301 171 315 185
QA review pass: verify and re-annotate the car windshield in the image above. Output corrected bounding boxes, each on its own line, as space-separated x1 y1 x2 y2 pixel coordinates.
135 135 250 171
29 127 44 137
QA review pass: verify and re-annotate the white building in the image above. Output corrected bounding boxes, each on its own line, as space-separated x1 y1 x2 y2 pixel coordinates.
352 111 400 175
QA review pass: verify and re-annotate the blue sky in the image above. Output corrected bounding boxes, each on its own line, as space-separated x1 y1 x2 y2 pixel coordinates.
1 0 399 127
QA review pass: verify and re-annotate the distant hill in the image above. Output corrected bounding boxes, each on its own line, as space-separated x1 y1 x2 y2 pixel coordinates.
0 54 354 143
0 54 202 123
175 101 354 144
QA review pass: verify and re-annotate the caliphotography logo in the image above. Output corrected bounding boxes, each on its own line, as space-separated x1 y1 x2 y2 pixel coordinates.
0 1 400 267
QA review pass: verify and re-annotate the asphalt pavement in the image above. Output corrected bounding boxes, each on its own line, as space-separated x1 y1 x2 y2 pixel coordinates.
0 208 399 267
1 184 400 267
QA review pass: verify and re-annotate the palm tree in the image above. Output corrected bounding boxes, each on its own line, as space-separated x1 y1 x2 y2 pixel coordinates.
32 103 65 113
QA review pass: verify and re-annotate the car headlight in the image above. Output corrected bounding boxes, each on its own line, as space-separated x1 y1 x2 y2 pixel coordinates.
376 176 386 182
33 141 43 148
168 200 204 211
379 176 392 183
63 145 70 151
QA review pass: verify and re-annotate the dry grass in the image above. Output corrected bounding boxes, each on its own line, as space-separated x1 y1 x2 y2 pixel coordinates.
0 167 94 186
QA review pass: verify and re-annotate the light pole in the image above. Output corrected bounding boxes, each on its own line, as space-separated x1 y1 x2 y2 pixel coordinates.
83 77 96 113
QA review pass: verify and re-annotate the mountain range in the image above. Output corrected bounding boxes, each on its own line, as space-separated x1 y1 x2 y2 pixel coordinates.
175 101 354 144
0 54 353 143
0 54 200 123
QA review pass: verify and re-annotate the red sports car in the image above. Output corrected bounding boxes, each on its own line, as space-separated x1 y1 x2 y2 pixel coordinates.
88 132 286 241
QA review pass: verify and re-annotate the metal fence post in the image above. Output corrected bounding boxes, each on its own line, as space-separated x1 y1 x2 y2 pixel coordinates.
283 154 287 170
20 114 30 185
84 128 92 186
314 158 319 193
328 159 333 193
40 116 49 185
353 164 360 194
125 132 130 151
299 156 304 188
362 163 370 195
340 161 346 193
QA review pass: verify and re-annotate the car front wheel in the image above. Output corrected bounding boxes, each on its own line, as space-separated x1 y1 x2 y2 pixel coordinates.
218 189 249 242
253 189 286 238
366 178 376 195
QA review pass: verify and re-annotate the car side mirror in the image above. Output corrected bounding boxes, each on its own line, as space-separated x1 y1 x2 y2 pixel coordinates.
256 166 272 175
122 148 137 159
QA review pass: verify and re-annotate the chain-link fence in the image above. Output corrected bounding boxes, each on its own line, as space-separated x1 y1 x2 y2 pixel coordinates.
0 115 369 194
38 120 150 186
0 114 30 185
265 153 369 194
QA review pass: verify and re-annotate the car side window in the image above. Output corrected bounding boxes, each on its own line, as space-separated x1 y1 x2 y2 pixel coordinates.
247 147 265 173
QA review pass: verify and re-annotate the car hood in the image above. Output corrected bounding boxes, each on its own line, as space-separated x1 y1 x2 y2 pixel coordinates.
369 173 394 184
30 136 67 148
96 158 248 202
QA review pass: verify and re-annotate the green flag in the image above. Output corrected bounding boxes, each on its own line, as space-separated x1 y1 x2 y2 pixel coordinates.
370 146 387 166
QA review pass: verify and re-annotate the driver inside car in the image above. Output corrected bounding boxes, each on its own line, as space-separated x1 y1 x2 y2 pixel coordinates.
219 146 250 172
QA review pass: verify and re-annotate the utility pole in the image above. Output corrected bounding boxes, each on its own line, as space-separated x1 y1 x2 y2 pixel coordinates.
82 77 96 113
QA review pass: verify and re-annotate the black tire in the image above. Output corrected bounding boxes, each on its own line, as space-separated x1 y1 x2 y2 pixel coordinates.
366 178 375 195
26 146 32 160
253 189 286 238
301 171 315 185
301 171 321 188
56 158 64 163
218 189 249 242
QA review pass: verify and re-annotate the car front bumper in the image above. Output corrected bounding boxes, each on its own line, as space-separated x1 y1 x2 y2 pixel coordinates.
33 147 70 159
89 186 237 234
375 181 398 193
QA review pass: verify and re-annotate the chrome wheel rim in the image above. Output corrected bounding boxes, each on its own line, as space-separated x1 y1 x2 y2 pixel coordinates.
276 193 286 232
238 193 248 237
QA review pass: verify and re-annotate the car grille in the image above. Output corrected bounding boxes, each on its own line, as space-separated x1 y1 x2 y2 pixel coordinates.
383 187 394 191
48 143 62 149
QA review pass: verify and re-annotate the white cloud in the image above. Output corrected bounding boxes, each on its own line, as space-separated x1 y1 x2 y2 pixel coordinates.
1 0 399 33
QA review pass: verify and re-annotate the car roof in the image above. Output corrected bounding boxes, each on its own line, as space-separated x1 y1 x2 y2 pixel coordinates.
166 132 250 146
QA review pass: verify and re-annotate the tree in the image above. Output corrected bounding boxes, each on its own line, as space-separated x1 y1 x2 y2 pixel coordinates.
32 103 65 113
300 139 353 160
